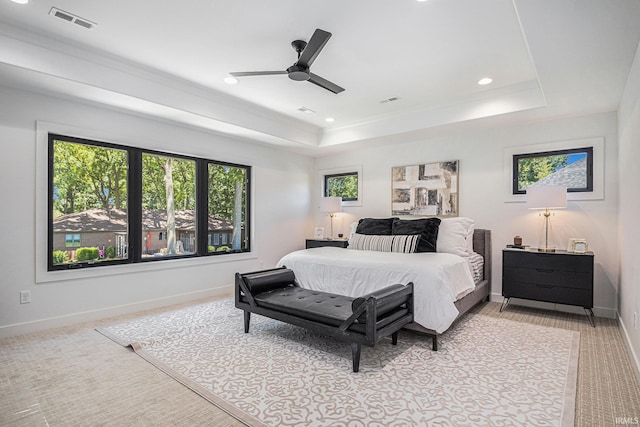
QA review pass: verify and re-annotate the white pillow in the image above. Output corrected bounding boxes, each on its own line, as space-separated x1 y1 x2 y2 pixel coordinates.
349 221 358 241
437 217 475 256
349 233 421 253
466 222 476 254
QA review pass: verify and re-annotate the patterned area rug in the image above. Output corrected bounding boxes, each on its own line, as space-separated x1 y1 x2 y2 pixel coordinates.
98 298 579 427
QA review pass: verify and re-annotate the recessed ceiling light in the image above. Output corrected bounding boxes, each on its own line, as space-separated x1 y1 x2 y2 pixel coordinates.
416 0 428 2
224 76 238 85
10 0 29 4
478 77 493 85
325 117 335 123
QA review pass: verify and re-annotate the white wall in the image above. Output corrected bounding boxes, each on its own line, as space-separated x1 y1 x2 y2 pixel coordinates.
315 112 620 318
618 40 640 377
0 86 313 337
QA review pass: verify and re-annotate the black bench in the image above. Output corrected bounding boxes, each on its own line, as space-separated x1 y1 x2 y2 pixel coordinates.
235 267 414 372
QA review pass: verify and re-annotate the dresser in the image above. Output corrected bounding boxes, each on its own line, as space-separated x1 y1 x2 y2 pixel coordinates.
305 239 349 249
501 248 595 326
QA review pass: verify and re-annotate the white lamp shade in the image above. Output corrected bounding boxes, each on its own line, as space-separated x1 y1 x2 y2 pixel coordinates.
526 185 567 209
320 197 342 213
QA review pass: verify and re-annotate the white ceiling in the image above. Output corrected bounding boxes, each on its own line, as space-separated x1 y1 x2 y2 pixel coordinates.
1 0 639 154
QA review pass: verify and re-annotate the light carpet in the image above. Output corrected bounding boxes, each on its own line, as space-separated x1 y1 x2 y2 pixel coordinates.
97 297 580 427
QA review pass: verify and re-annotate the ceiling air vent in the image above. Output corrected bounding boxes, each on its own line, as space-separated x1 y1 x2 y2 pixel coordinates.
49 7 97 30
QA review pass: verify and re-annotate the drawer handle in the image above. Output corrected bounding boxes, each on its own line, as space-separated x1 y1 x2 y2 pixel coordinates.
535 284 554 289
536 268 554 273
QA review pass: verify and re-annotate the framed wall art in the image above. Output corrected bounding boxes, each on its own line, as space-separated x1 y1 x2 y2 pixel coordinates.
392 161 459 217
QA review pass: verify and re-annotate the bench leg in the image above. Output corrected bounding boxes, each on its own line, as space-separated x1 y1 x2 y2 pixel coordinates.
244 311 251 333
351 343 361 373
392 331 399 345
432 334 438 351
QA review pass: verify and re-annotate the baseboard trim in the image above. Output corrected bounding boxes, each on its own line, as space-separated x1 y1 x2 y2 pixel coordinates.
0 285 233 339
618 313 640 385
489 293 616 319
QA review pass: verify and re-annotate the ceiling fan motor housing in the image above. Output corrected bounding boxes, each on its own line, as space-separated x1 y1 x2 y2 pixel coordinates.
287 64 310 81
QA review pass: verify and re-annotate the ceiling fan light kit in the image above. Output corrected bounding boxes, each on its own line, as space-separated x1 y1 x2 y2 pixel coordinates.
230 28 345 94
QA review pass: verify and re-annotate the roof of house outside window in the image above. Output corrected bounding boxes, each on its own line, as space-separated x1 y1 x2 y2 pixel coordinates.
53 208 234 232
530 157 588 188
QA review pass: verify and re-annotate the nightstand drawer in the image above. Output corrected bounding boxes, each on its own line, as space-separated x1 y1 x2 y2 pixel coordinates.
503 251 592 273
503 267 592 290
504 281 593 308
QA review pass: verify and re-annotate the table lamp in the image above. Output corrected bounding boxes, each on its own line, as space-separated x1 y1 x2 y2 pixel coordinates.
526 185 567 252
320 197 342 240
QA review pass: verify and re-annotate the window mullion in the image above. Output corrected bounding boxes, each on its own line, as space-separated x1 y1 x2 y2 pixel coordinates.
196 160 208 255
128 149 142 263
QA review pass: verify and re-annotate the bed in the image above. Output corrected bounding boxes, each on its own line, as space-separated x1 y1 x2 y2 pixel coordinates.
276 218 491 350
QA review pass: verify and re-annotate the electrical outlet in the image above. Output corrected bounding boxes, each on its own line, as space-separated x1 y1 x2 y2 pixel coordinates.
20 290 31 304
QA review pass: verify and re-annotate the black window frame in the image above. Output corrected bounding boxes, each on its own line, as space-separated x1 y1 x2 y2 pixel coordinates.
48 133 251 271
512 146 593 195
323 171 359 202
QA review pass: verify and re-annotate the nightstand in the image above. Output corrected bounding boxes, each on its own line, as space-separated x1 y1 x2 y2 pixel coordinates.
501 248 595 327
305 239 349 249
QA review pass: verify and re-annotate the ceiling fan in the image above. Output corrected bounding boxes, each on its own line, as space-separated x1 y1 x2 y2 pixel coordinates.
230 29 345 94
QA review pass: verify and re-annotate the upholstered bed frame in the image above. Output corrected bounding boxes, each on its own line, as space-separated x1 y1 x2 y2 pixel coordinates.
404 228 492 350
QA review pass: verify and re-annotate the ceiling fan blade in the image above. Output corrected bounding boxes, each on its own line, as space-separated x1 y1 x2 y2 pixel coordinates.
297 29 331 68
308 73 345 94
230 71 287 77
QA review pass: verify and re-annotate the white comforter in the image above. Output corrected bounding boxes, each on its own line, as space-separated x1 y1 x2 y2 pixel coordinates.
276 247 476 334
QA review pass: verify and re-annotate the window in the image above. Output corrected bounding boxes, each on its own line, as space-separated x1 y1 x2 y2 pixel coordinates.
207 163 248 253
320 166 362 206
65 234 81 247
51 138 129 267
324 172 358 201
48 133 251 270
512 147 593 194
142 153 196 258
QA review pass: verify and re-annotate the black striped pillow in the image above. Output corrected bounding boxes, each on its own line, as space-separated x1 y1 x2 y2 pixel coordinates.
348 233 421 253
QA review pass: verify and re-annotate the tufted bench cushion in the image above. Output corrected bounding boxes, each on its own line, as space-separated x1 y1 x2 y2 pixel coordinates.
254 287 354 326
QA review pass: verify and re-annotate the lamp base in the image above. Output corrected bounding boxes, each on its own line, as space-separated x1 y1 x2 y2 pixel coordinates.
537 246 556 253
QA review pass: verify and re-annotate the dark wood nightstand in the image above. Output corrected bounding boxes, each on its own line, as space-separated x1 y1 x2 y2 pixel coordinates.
501 248 595 326
305 239 349 249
